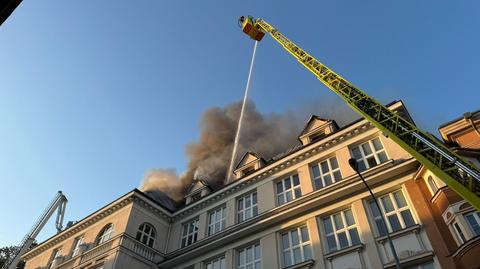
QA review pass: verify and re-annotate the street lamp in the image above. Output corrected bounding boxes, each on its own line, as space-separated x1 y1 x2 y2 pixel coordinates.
348 158 402 269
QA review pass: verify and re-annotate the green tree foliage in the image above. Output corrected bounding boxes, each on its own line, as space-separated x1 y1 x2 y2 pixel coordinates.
0 246 25 269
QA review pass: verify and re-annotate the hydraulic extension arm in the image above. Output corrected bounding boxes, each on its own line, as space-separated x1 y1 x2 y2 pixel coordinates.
239 16 480 209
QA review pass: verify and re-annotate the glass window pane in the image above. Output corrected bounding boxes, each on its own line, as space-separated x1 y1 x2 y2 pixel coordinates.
381 196 394 212
286 191 293 202
321 162 329 173
245 196 251 207
324 175 332 186
282 234 290 249
303 244 312 260
294 188 302 198
253 206 258 216
372 138 383 151
362 143 372 155
255 262 261 269
376 219 387 236
323 218 333 234
314 179 323 189
388 215 402 232
334 213 344 230
285 178 291 189
345 210 355 226
327 235 337 252
466 214 480 235
377 152 388 163
246 247 253 262
276 182 283 193
338 232 348 249
352 147 362 159
292 175 300 186
238 213 244 223
358 161 367 172
293 247 302 264
349 228 360 245
367 156 377 168
393 191 407 208
255 244 261 259
252 193 257 204
291 230 300 245
401 210 415 227
238 199 243 211
330 157 339 169
238 250 244 266
246 208 252 219
333 171 342 181
283 251 292 267
312 165 320 178
301 226 309 241
370 201 381 217
278 195 285 205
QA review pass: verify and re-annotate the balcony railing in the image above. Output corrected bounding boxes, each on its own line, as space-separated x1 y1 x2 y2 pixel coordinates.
52 233 162 269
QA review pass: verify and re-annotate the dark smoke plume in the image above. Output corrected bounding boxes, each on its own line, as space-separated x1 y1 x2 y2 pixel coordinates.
140 98 357 201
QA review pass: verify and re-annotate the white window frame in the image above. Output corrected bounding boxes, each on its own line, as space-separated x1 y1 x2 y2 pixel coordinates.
452 220 467 245
208 205 226 236
48 248 62 269
136 223 156 248
350 137 388 172
205 256 225 269
311 156 342 189
322 208 361 253
181 218 199 248
370 190 416 235
464 211 480 237
276 174 302 206
237 192 258 223
236 242 261 269
71 236 84 257
280 225 312 268
97 224 114 245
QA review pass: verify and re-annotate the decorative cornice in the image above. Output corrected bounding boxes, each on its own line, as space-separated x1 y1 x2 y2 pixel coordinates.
172 121 374 221
23 194 135 260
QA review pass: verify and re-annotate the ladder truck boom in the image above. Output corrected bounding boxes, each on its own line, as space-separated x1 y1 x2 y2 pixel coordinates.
3 191 67 269
238 16 480 210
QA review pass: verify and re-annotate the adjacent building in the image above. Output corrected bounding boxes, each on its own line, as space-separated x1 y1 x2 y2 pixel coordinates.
21 103 480 269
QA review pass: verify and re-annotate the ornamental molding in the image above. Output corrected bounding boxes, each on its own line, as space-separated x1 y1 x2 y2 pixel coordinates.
23 195 135 260
172 121 374 221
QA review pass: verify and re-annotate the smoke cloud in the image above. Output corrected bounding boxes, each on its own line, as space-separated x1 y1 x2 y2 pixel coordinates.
140 97 357 202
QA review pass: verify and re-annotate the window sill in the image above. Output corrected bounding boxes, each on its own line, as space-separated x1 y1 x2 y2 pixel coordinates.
376 224 421 244
324 243 364 260
283 259 315 269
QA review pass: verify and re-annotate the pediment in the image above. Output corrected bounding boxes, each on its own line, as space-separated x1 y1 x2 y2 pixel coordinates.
300 115 331 136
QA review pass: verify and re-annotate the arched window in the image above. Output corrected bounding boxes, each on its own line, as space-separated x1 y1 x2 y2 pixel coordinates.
96 224 114 245
136 223 156 248
427 176 439 194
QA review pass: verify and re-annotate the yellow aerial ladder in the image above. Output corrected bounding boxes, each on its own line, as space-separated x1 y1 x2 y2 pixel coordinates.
239 16 480 210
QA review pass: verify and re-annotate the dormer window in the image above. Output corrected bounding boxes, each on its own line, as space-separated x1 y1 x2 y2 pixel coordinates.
233 152 265 180
298 115 339 146
184 179 212 205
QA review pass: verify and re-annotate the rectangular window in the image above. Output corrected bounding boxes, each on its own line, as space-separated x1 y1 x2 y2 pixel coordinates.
351 137 388 172
322 208 361 253
48 248 62 269
465 212 480 236
311 156 342 189
237 192 258 223
181 218 199 247
369 190 416 236
208 205 226 235
281 226 312 268
276 174 302 206
205 256 225 269
71 236 84 257
237 242 261 269
453 221 467 244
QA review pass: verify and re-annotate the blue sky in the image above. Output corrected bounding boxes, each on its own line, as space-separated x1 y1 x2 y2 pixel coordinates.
0 1 479 246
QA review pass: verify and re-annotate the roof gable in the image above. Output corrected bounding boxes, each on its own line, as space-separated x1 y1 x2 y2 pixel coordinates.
300 115 331 136
235 152 263 170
